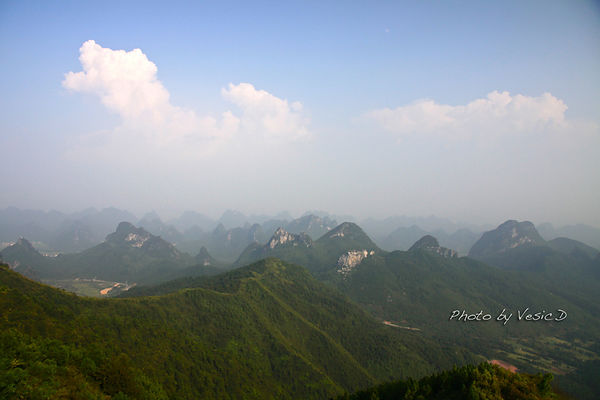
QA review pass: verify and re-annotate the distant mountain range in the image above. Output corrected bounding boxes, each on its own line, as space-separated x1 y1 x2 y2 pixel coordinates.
3 206 599 260
0 222 218 284
0 207 339 262
537 222 600 251
171 214 339 262
0 207 137 252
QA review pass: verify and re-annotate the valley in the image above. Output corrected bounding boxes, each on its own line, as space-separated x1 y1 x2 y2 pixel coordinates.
42 277 134 297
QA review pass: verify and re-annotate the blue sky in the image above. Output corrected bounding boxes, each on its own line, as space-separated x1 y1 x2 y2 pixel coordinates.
1 1 599 226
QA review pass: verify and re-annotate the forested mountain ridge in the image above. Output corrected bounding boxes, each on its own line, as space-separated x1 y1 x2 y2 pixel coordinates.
0 260 479 399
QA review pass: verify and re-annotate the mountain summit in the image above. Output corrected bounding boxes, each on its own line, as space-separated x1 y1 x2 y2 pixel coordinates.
409 235 439 249
104 221 181 259
468 220 545 258
0 237 49 278
409 235 458 258
319 222 377 249
107 222 151 246
15 237 38 252
194 246 224 268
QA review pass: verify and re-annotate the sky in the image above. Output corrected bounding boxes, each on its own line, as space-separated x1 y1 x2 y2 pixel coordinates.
1 0 599 226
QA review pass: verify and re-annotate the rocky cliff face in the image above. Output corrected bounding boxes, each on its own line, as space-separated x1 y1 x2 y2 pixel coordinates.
124 232 150 248
267 228 313 249
336 249 375 277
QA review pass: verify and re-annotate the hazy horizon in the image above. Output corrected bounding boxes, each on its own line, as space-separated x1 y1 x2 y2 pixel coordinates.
3 204 600 233
2 1 599 228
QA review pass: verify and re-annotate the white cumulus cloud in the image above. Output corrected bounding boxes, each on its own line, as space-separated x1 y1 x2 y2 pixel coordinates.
222 82 310 140
62 40 309 154
366 91 568 139
63 40 170 120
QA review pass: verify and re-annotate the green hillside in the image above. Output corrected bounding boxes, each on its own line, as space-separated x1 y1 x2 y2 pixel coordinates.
229 224 600 399
0 260 478 399
335 249 600 358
